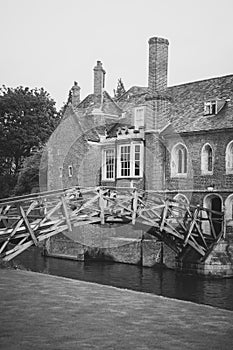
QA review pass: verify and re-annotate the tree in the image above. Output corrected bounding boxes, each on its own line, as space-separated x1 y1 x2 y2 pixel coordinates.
13 148 46 196
0 86 60 197
113 78 126 99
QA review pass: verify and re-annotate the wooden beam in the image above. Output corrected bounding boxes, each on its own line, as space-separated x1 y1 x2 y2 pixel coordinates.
160 201 169 232
132 190 138 225
61 195 72 232
20 205 38 246
98 189 105 224
0 200 38 254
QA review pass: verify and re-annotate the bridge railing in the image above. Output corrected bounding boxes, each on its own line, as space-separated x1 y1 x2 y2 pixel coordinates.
0 186 224 261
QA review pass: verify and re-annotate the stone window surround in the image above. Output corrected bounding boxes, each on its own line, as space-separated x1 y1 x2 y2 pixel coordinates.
170 142 188 178
225 194 233 225
201 143 214 175
225 140 233 175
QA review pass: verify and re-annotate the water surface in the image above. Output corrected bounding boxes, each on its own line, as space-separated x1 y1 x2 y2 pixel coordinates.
14 247 233 311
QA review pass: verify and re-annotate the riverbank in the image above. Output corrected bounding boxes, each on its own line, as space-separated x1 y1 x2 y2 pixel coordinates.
0 269 233 349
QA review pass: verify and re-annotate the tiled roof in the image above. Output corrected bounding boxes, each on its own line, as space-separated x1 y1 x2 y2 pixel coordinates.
168 74 233 132
117 75 233 133
65 75 233 139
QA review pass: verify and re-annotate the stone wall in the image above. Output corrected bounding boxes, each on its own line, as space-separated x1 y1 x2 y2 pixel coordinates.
176 238 233 277
45 226 165 268
46 106 84 190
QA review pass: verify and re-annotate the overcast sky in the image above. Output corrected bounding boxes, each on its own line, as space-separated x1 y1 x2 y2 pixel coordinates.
1 0 233 109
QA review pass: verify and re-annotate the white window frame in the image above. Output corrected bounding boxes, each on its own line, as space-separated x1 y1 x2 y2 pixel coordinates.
171 143 188 177
68 165 73 177
204 101 216 115
102 149 115 181
117 143 143 178
134 106 145 129
201 143 213 175
226 141 233 174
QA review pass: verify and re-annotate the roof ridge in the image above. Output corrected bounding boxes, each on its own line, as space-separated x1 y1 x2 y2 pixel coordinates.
168 74 233 90
103 90 123 111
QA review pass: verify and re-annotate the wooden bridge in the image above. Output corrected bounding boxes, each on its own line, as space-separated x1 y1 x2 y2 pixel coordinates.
0 186 224 262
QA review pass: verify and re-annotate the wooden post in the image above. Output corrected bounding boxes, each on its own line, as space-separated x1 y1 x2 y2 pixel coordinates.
99 188 105 224
222 205 226 239
61 195 72 232
132 189 138 225
160 199 168 231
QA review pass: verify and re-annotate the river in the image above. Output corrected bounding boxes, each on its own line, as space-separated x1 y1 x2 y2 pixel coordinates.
14 247 233 311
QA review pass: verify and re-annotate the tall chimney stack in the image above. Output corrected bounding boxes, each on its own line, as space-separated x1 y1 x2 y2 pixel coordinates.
93 60 106 98
148 37 169 92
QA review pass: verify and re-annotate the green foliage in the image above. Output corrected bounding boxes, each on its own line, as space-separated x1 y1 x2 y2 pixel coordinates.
13 149 45 196
0 86 60 197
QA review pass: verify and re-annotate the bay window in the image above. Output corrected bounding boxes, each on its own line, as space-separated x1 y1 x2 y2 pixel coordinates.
118 143 143 178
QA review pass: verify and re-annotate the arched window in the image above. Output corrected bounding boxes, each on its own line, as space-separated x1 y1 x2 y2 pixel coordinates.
171 143 188 176
201 143 213 174
225 195 233 225
170 194 189 222
174 194 189 205
225 141 233 174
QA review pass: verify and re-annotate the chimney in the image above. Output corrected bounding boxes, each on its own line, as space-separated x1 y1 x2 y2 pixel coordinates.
148 37 169 92
71 81 80 107
93 61 106 98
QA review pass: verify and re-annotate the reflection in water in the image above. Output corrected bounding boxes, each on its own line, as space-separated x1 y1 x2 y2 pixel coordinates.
14 247 233 311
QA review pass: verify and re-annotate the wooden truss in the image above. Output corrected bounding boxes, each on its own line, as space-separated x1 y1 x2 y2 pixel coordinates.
0 186 224 262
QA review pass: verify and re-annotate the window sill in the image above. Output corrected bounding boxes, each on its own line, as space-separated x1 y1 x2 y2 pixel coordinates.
117 176 143 179
171 173 187 178
102 179 115 182
201 171 213 176
226 169 233 175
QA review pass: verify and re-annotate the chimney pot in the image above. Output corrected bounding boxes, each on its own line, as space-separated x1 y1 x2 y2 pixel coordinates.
93 60 106 98
71 81 81 106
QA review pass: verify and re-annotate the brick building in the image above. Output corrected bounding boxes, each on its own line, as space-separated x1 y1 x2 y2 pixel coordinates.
45 37 233 272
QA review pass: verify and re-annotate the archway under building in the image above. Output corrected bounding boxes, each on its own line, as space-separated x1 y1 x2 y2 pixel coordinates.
203 194 223 236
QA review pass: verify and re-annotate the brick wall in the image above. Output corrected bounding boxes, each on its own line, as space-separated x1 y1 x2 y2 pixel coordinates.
165 130 233 191
144 132 165 190
148 37 169 92
93 61 105 103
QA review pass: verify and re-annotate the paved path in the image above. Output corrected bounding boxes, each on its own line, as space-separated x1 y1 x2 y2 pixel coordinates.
0 268 233 350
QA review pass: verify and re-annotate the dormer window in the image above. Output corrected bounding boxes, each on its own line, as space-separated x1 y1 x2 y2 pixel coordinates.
204 101 216 115
134 106 145 129
204 99 226 115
